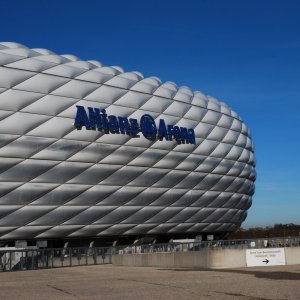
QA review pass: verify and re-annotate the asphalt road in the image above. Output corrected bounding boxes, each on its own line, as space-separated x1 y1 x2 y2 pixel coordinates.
0 264 299 300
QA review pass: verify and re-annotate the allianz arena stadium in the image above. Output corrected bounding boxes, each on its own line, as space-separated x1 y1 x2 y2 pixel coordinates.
0 42 256 245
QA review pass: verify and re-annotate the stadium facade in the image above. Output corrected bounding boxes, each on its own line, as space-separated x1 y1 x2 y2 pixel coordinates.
0 42 256 246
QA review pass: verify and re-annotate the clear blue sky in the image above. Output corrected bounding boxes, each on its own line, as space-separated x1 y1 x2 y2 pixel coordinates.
1 0 299 227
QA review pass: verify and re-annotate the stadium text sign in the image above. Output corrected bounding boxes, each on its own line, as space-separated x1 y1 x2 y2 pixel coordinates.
74 105 196 144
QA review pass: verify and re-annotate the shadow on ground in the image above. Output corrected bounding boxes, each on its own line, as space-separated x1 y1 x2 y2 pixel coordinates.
158 268 300 280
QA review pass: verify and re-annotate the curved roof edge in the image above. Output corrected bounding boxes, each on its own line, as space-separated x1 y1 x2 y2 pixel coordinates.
0 41 244 124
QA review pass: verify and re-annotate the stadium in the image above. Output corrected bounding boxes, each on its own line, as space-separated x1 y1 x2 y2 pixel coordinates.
0 42 256 247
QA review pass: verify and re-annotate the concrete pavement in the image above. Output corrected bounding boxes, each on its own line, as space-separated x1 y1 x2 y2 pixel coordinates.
0 264 299 299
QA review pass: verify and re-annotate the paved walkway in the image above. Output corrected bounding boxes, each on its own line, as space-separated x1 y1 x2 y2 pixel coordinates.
0 264 299 299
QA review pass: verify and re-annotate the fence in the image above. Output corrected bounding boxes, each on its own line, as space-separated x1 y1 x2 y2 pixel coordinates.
0 247 112 272
114 237 300 255
1 236 300 272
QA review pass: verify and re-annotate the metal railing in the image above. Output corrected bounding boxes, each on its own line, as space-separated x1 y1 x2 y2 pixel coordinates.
0 247 112 272
114 236 300 255
1 236 299 272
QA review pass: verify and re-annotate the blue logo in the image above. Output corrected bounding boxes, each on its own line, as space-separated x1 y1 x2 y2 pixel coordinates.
140 114 157 140
74 105 195 144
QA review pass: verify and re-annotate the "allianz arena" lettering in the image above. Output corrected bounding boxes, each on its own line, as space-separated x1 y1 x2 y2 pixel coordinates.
75 105 196 144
